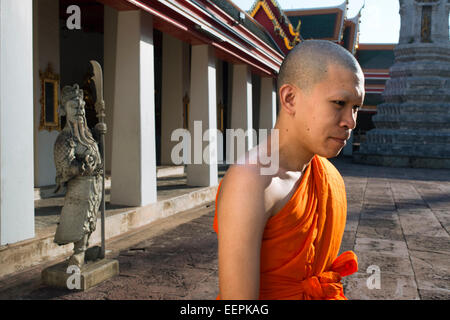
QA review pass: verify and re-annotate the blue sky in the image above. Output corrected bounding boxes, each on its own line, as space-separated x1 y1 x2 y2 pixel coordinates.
232 0 401 44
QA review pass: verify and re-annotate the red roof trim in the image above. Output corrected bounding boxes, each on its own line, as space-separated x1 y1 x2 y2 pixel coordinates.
121 0 283 76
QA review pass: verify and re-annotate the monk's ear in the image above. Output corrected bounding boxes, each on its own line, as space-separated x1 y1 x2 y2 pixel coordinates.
279 84 298 117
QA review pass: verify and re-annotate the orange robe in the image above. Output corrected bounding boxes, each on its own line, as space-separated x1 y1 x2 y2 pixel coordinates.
213 155 358 300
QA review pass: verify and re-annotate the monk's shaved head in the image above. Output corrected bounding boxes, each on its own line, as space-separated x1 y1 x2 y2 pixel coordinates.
277 40 363 94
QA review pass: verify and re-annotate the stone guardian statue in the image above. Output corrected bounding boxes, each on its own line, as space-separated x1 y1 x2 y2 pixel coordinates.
53 84 103 268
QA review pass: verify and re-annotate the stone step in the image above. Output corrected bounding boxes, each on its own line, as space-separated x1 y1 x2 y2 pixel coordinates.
376 103 450 115
372 117 450 131
358 141 450 158
353 152 450 169
156 165 185 178
366 128 450 139
383 90 450 103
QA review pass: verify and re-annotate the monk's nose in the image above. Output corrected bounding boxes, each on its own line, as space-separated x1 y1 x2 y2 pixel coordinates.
341 110 357 130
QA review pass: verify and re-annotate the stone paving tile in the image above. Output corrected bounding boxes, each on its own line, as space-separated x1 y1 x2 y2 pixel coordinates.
363 188 394 199
360 209 399 221
347 204 363 213
344 219 359 233
409 250 450 296
343 272 420 300
390 183 427 203
362 203 397 212
397 209 448 237
414 183 450 206
354 237 409 258
356 218 404 241
353 251 414 276
418 288 450 300
395 202 429 210
363 189 393 200
431 209 450 235
362 186 397 210
404 235 450 254
363 192 395 200
339 231 356 254
343 186 365 195
346 195 364 205
434 182 450 195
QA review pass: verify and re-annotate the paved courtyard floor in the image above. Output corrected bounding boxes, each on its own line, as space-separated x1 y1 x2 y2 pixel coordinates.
1 156 449 300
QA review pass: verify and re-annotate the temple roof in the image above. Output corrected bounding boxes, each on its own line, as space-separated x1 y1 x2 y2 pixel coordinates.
283 1 348 42
212 0 284 54
248 0 301 55
342 9 362 54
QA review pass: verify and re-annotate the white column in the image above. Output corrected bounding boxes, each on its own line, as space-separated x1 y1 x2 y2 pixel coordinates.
161 33 184 165
186 45 218 187
0 0 35 244
259 77 277 130
110 10 156 206
33 0 60 187
216 60 224 163
229 64 254 161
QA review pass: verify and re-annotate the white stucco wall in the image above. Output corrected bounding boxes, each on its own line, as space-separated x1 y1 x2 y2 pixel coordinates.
0 0 35 244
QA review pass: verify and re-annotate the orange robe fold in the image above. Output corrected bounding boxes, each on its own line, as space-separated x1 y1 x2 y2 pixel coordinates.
213 155 358 300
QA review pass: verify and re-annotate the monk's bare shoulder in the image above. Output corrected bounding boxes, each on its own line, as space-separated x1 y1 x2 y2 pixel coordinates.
218 163 273 223
216 163 274 299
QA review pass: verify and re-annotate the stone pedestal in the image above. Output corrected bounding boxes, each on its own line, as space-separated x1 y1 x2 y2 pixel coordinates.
354 0 450 168
42 258 119 291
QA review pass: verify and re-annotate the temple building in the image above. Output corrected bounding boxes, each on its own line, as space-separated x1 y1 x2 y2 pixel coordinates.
0 0 396 277
0 0 283 249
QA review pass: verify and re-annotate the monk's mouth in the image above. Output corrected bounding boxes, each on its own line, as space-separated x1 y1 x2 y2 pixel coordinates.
330 137 346 146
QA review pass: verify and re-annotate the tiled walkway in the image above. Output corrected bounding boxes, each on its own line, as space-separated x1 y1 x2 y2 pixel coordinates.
1 157 449 300
335 157 450 299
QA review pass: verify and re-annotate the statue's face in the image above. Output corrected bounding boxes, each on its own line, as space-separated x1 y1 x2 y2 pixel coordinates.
65 96 86 123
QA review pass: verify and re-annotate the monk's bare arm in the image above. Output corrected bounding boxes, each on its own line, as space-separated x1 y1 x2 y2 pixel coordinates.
217 166 270 300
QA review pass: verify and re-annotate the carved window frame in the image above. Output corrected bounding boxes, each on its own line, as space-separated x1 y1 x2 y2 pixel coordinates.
39 64 60 131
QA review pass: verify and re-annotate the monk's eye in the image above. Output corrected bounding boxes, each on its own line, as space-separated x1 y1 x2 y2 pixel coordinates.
353 105 361 112
333 101 345 107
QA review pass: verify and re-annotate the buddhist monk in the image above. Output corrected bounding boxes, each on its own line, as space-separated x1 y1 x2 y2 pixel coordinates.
213 40 364 300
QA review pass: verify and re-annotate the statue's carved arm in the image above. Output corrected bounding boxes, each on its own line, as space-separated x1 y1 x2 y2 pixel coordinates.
54 137 82 192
